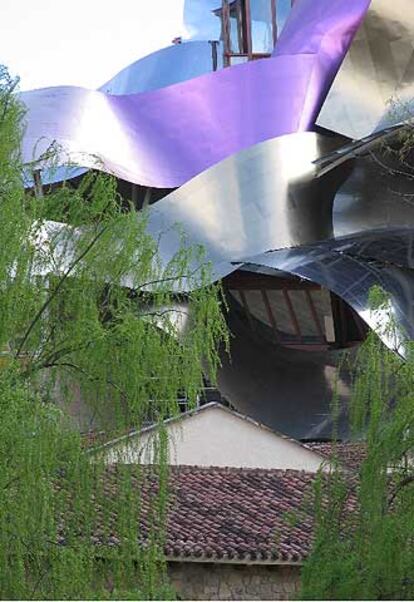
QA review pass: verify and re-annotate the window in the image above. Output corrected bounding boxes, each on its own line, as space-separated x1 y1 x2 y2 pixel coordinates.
220 0 278 65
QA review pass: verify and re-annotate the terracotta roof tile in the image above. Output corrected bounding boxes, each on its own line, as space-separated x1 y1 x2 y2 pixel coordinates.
58 466 324 564
304 441 367 470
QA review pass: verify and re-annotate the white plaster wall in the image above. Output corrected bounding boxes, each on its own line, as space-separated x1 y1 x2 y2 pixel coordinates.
103 406 326 471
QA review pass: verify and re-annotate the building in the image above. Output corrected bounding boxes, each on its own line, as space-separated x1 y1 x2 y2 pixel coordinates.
85 403 363 600
15 1 414 597
101 464 314 600
20 0 414 439
95 402 332 470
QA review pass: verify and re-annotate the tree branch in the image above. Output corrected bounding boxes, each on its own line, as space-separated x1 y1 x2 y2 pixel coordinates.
16 226 108 357
388 474 414 508
43 360 125 396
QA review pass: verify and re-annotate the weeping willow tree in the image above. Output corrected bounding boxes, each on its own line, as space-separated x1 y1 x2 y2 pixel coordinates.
0 66 229 599
300 287 414 600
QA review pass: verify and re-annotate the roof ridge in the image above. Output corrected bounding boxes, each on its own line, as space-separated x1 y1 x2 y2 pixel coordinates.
168 464 316 475
89 402 337 463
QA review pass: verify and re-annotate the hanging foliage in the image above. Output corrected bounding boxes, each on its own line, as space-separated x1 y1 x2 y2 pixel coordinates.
301 286 414 600
0 66 229 599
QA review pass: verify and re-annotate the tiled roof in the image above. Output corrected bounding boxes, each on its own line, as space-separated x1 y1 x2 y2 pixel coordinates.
163 466 316 564
59 466 321 565
81 429 132 449
304 441 367 471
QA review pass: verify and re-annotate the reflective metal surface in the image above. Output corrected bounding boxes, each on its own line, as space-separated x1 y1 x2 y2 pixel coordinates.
313 124 407 178
309 124 414 240
100 41 223 95
322 228 414 270
217 300 354 439
144 132 350 283
148 293 353 439
317 0 414 138
333 145 414 238
144 124 414 285
21 0 368 188
245 243 414 355
249 0 277 54
22 41 224 187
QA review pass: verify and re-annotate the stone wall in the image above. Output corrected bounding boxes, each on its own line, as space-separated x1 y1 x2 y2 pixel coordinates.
168 561 301 600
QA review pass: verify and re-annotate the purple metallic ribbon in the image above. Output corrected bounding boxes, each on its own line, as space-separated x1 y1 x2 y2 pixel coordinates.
21 0 370 188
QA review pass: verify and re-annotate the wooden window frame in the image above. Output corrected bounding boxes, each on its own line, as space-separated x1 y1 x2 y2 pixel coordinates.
221 0 277 66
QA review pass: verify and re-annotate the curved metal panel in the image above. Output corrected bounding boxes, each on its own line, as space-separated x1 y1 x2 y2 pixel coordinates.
217 302 354 439
333 149 414 238
310 124 414 241
313 124 406 178
33 131 350 290
144 132 350 284
18 58 339 188
322 227 414 270
245 244 414 355
22 42 225 187
21 0 368 188
274 0 369 60
147 294 352 439
317 0 414 138
100 41 223 95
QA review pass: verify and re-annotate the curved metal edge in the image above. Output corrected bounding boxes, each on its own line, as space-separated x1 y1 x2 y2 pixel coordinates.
21 42 223 187
315 227 414 271
317 0 414 138
144 131 350 283
26 128 328 286
244 243 414 356
99 41 223 96
333 147 414 238
21 0 369 188
19 56 344 188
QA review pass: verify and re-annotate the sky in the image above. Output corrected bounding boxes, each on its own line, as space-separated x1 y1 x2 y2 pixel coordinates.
0 0 185 91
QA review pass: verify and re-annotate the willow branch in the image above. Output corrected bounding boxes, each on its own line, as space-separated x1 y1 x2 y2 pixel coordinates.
44 360 125 396
16 226 108 357
388 475 414 508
